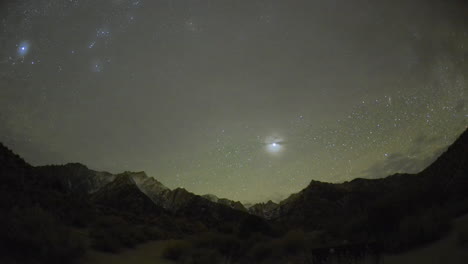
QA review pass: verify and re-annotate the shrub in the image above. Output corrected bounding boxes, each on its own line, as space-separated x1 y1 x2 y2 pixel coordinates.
457 225 468 246
238 215 272 238
162 240 193 261
281 229 306 254
249 241 274 261
186 248 223 264
304 230 329 248
0 206 86 264
192 232 241 256
89 215 151 252
385 209 450 252
142 226 164 240
89 228 123 253
217 221 237 234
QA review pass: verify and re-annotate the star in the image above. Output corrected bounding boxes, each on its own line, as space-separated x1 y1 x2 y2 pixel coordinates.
266 141 283 154
17 42 30 57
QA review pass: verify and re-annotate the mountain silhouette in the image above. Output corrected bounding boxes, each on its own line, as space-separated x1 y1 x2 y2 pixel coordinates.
0 128 467 263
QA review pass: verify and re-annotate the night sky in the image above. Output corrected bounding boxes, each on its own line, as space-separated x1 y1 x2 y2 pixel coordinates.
1 0 467 203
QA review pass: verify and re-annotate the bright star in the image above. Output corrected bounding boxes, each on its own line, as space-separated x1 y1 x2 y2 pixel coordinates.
17 41 30 56
267 142 282 154
265 136 283 155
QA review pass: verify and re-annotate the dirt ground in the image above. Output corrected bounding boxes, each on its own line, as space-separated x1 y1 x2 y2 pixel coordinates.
80 240 176 264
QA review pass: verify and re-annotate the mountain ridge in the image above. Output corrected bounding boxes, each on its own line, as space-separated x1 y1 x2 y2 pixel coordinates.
1 128 467 263
2 126 467 221
268 127 468 235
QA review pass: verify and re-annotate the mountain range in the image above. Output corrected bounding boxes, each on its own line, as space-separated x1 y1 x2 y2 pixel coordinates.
0 127 467 263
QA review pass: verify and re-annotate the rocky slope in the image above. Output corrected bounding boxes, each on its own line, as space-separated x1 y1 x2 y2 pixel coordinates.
120 171 247 213
272 128 468 235
35 163 115 194
91 173 165 216
120 171 170 206
248 200 279 219
30 163 249 215
202 193 247 212
0 140 260 224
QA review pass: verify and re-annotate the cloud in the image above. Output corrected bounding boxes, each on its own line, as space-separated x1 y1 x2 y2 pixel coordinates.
363 150 444 179
362 133 448 179
454 99 466 113
407 134 443 156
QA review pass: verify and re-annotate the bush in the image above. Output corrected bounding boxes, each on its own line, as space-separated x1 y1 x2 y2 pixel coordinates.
457 225 468 246
0 206 86 264
281 229 306 254
304 230 330 248
89 215 152 252
238 215 272 238
192 232 241 256
162 233 244 263
217 221 237 234
384 209 450 252
249 241 274 261
186 248 223 264
247 230 329 262
89 228 123 253
142 226 164 240
162 240 193 261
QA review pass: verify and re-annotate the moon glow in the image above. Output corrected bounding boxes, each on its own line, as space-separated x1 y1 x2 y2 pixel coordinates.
265 137 283 154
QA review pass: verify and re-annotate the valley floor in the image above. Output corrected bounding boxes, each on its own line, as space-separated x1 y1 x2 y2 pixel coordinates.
80 240 176 264
79 214 468 264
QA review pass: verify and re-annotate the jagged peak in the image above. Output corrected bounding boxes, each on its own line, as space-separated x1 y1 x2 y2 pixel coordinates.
0 142 15 154
307 179 334 187
112 173 137 186
125 171 170 192
0 142 29 167
172 187 190 194
203 194 219 202
63 163 89 170
121 170 148 177
38 162 91 171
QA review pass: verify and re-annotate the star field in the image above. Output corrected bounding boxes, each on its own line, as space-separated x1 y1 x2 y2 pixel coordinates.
0 0 467 203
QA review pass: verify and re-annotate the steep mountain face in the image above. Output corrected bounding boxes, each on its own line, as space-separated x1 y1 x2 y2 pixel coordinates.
274 128 468 232
0 143 31 189
0 143 35 210
122 171 248 212
248 200 279 219
121 171 202 211
90 171 257 228
0 143 29 170
35 163 115 194
122 171 170 206
161 187 195 210
169 190 254 228
0 141 262 229
418 127 468 200
0 144 97 227
202 194 247 212
91 174 165 216
218 198 247 212
202 194 219 202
